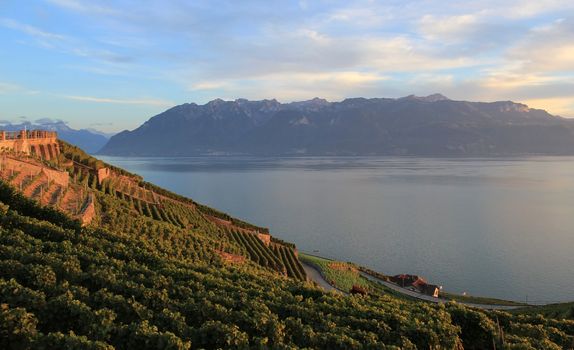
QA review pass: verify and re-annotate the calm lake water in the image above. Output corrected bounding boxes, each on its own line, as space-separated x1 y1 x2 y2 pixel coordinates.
100 156 574 303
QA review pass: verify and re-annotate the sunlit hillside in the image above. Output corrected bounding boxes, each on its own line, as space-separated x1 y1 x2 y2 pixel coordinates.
1 140 573 349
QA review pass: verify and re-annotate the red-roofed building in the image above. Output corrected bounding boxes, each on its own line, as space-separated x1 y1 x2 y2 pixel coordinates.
390 274 441 298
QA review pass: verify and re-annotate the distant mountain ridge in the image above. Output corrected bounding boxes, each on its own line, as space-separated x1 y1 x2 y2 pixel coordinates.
0 120 111 154
99 95 574 156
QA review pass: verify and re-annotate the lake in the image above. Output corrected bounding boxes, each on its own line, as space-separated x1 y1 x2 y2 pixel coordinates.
99 156 574 303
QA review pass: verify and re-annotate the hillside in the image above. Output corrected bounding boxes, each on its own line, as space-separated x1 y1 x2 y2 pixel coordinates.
1 142 574 349
99 95 574 156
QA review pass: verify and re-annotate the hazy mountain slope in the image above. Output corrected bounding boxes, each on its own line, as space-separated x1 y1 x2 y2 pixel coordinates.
99 95 574 156
0 120 110 153
101 99 281 156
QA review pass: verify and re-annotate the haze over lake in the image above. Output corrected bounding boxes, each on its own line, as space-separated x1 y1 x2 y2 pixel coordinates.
100 156 574 303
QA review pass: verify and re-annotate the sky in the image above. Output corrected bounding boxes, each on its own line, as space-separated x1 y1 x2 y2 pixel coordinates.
1 0 573 132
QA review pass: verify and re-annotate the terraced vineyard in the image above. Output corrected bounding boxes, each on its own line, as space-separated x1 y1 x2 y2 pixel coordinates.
271 244 307 281
225 229 285 273
101 185 206 230
62 141 306 277
3 139 574 348
0 156 94 224
2 160 574 349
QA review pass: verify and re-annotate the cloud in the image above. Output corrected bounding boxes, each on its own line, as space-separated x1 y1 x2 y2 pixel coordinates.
0 18 67 41
35 118 66 124
2 0 571 122
189 81 231 91
322 6 392 28
0 81 39 95
45 0 118 15
520 97 574 117
506 18 574 73
500 0 574 19
61 95 174 107
89 122 113 126
69 47 135 63
188 71 390 102
2 17 135 66
418 14 480 41
480 69 570 90
0 82 21 94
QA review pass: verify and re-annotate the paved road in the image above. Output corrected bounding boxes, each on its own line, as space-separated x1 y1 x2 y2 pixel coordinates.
301 262 344 294
360 272 522 310
302 261 521 310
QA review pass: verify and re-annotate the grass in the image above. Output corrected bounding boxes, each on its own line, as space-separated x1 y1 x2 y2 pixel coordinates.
302 254 540 308
359 263 527 306
299 253 369 292
511 302 574 320
364 279 424 302
441 292 528 306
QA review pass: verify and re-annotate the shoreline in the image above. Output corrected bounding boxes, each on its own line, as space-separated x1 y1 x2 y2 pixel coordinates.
299 252 533 310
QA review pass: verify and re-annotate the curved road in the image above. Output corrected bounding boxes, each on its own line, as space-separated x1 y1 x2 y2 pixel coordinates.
302 260 522 310
301 262 344 294
360 272 522 310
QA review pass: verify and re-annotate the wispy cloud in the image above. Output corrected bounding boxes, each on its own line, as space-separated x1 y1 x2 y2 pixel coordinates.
0 82 21 94
1 0 573 128
0 18 67 41
1 17 134 65
0 81 39 95
61 95 174 107
521 97 574 117
35 117 66 124
44 0 118 15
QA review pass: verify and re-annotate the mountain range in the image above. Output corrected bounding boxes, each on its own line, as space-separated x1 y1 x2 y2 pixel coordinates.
0 120 111 153
99 94 574 156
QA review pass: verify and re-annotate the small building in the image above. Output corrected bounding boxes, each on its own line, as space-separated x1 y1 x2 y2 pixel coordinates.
390 274 441 298
390 274 425 287
421 284 441 298
0 130 60 160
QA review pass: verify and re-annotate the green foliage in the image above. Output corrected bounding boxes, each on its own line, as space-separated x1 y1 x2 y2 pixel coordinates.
35 331 114 350
299 253 369 292
0 181 80 231
59 141 132 176
442 291 527 307
447 303 497 349
270 236 296 249
226 229 289 274
271 244 306 280
0 303 38 350
512 302 574 320
1 148 574 349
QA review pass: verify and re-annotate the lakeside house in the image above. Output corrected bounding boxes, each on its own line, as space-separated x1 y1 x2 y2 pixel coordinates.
390 274 441 298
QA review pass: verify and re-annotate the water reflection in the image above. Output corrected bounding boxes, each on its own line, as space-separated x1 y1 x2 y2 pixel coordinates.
100 155 574 303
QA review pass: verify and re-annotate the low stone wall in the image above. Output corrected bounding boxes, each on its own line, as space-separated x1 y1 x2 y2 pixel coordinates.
97 167 111 184
42 167 69 187
0 156 68 187
257 233 271 246
78 194 96 226
215 250 246 264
